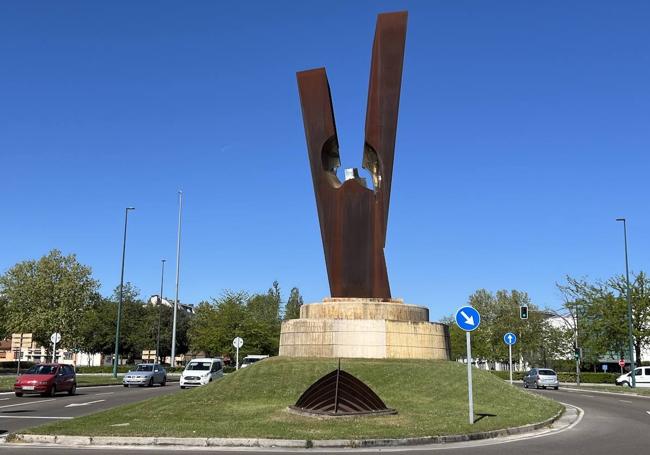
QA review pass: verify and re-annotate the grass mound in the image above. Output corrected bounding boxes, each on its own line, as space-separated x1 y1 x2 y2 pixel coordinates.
29 357 562 439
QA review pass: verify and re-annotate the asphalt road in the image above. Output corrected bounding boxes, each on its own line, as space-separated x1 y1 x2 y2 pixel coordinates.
0 384 649 454
0 383 179 435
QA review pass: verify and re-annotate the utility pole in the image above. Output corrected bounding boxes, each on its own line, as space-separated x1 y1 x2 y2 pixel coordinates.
616 218 636 387
155 259 166 364
113 207 135 378
171 191 183 367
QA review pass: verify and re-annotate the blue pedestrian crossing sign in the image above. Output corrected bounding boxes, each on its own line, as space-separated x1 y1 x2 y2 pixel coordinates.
455 306 481 332
503 332 517 346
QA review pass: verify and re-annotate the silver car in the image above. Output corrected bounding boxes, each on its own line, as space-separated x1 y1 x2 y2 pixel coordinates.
523 368 559 390
123 364 167 387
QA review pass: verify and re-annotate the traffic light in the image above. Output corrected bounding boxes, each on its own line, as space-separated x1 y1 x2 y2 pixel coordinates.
574 347 581 360
520 305 528 320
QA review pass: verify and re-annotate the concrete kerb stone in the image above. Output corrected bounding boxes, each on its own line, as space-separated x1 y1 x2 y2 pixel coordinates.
8 405 570 449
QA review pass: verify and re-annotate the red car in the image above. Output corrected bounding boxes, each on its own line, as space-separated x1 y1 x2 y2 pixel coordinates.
14 363 77 397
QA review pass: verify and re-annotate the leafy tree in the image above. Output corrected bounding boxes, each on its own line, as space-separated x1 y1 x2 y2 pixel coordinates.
0 294 8 339
0 250 99 351
446 289 567 367
558 273 650 363
284 287 304 320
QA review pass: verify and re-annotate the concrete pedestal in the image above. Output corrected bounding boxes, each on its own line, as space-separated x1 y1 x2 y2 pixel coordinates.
279 298 450 360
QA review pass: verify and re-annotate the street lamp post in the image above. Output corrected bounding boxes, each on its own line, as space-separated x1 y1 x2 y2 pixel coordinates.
616 218 636 388
171 190 183 367
155 259 166 364
112 207 135 378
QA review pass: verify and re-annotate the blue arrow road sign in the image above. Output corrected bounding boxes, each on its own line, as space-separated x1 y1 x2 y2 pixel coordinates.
503 332 517 345
455 306 481 332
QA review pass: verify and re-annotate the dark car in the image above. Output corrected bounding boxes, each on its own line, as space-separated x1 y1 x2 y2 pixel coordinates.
14 363 76 397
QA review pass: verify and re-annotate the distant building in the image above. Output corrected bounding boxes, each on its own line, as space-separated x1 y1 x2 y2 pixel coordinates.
0 333 102 366
147 295 195 314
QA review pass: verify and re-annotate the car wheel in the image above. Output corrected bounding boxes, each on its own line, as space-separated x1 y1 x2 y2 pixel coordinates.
161 377 166 387
180 386 185 389
15 392 23 397
523 382 528 389
123 384 128 387
43 385 56 397
535 383 539 389
554 387 559 390
542 386 546 389
68 383 76 396
148 377 154 387
622 381 630 387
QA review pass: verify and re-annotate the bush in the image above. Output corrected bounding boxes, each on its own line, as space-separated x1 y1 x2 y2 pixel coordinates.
223 366 236 374
490 371 525 381
76 365 185 374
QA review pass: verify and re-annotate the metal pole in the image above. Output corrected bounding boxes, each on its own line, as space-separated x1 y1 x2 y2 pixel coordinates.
16 333 23 375
575 303 580 387
509 344 513 385
616 218 636 387
236 344 239 371
466 331 474 424
171 191 183 367
113 207 134 378
155 259 166 364
52 337 57 363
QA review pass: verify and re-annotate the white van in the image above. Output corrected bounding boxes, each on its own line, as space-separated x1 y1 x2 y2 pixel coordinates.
180 358 223 388
240 355 269 369
616 366 650 387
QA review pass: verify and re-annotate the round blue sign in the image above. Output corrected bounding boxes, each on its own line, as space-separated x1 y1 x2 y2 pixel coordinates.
503 332 517 345
455 306 481 332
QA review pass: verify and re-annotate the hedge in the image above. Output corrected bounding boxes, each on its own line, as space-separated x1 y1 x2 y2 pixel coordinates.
76 365 185 374
490 370 618 384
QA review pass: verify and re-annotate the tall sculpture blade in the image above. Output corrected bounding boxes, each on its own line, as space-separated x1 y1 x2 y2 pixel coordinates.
297 12 407 299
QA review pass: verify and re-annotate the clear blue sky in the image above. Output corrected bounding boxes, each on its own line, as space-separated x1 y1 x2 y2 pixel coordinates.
2 1 649 320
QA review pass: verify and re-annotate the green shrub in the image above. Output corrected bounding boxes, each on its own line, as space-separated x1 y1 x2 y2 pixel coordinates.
490 370 618 384
490 371 525 381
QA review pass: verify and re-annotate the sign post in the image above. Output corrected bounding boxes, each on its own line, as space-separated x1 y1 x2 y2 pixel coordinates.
232 337 244 370
503 332 517 385
50 332 61 363
455 306 481 424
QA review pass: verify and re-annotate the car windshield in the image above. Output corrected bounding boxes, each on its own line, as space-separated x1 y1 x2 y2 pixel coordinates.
186 362 211 371
136 365 154 372
538 369 556 376
24 365 57 375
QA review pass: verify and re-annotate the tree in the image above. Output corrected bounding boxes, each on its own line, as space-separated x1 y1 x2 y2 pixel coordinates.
558 272 650 363
284 287 304 320
446 289 567 367
0 250 100 351
0 293 8 340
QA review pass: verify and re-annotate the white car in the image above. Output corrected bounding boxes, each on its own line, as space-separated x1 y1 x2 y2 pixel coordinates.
616 366 650 387
179 358 223 389
240 355 269 369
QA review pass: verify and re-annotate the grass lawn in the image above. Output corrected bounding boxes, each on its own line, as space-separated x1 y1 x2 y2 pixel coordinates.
26 357 562 440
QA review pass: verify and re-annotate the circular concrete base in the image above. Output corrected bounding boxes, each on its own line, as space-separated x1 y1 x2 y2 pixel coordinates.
279 298 450 360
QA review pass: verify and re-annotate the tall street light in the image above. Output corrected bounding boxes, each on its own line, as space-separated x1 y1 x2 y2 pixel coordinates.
171 190 183 367
113 207 135 378
155 259 166 364
616 217 636 388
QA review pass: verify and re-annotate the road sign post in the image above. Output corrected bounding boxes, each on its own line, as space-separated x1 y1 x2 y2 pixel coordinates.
232 337 244 370
619 359 625 374
50 332 61 363
455 306 481 425
503 332 517 385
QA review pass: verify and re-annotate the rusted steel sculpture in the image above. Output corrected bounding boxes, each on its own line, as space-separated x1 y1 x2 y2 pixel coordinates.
291 361 396 416
296 12 407 299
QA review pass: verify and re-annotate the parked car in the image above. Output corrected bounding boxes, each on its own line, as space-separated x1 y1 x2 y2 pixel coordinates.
123 363 166 387
240 355 269 369
523 368 559 390
180 358 223 388
14 363 76 397
616 367 650 387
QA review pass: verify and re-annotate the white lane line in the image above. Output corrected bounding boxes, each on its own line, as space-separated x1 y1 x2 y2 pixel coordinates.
65 399 105 408
647 411 650 416
619 399 633 403
0 398 10 401
0 416 73 420
580 395 595 398
93 392 114 396
0 399 54 409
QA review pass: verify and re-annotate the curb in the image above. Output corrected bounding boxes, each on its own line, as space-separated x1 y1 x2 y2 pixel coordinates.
7 406 568 449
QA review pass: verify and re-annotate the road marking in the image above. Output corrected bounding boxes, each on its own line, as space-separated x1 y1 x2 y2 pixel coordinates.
0 398 10 401
647 411 650 416
0 416 73 420
580 395 595 398
0 399 54 409
65 399 105 408
94 392 114 396
619 399 633 403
